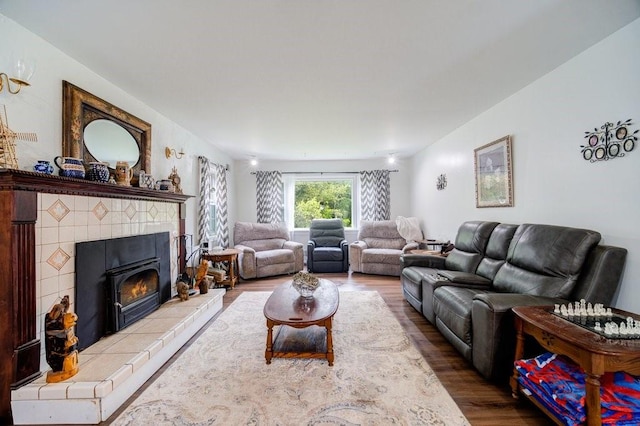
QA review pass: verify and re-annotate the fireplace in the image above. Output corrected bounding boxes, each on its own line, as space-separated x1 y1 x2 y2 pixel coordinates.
107 258 161 333
75 232 172 351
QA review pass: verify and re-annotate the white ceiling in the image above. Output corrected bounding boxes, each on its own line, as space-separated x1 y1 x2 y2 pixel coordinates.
1 1 639 161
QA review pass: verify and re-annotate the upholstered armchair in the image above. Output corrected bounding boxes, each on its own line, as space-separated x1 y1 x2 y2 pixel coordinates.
233 222 304 279
307 219 349 273
349 220 418 276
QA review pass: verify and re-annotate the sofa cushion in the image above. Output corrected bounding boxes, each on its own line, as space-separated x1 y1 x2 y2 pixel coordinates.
493 224 601 298
256 249 294 266
444 221 499 273
234 222 289 245
433 286 476 346
475 223 518 280
312 247 344 262
361 248 402 265
242 238 286 252
358 220 407 250
309 218 345 247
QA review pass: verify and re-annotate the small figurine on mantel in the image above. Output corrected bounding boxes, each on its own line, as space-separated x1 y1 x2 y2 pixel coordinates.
168 166 183 194
44 295 79 383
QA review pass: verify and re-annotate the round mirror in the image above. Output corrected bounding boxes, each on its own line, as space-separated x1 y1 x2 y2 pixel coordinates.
84 119 140 167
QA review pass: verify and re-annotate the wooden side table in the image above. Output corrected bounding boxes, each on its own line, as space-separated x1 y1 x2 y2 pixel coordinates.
201 248 241 289
510 305 640 426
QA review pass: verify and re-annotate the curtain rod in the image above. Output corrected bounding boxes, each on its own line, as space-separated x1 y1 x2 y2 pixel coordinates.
197 156 230 171
250 170 398 175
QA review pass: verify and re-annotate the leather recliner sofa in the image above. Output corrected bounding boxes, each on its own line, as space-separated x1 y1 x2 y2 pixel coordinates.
400 221 627 380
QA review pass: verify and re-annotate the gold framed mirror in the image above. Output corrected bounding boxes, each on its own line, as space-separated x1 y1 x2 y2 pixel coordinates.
62 80 151 175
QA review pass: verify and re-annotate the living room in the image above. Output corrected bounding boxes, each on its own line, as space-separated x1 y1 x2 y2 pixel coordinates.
1 1 639 425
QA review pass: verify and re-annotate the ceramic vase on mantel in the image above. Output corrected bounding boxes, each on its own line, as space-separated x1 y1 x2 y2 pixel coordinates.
54 156 85 179
85 162 110 182
33 160 54 175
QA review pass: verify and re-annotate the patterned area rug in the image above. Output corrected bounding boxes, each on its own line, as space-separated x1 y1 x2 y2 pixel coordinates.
113 291 469 425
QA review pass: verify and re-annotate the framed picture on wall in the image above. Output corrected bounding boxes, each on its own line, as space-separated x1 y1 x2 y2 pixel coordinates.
474 135 513 208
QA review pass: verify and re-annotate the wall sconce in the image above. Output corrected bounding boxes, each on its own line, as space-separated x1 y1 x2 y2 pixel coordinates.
387 153 396 164
165 147 185 159
250 157 258 166
0 58 36 94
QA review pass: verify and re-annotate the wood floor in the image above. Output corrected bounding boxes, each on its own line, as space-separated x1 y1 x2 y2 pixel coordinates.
103 272 553 425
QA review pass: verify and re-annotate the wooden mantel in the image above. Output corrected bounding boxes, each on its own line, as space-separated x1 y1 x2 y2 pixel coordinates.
0 169 191 423
0 169 191 202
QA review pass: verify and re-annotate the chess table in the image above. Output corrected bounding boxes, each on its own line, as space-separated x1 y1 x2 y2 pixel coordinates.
510 305 640 426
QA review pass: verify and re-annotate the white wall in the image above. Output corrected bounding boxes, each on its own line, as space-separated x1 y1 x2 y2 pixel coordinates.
0 14 235 247
410 18 640 313
233 158 412 242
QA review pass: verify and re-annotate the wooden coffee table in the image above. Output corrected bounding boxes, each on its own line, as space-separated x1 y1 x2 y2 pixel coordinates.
511 305 640 426
263 279 339 365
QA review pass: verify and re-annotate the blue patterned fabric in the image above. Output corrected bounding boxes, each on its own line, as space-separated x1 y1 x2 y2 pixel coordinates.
515 352 640 425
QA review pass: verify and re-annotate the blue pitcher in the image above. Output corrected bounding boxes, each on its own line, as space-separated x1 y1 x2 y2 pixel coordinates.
34 160 54 175
54 156 85 179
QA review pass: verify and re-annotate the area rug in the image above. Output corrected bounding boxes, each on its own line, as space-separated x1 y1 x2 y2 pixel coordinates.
112 291 469 425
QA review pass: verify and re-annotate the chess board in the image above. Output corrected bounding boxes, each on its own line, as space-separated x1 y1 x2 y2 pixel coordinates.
552 307 640 340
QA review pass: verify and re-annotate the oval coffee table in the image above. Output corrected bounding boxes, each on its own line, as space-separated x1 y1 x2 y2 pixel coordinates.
263 278 339 365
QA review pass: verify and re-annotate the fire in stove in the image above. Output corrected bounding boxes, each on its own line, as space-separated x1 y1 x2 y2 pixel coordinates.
107 258 161 333
121 273 158 306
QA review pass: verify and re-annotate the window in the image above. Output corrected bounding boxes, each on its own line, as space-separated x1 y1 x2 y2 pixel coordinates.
284 174 357 229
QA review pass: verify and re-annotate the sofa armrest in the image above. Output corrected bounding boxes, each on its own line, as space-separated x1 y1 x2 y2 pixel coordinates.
307 241 317 269
234 244 256 279
400 254 447 269
340 240 349 271
283 241 304 272
349 241 367 272
283 240 303 250
471 293 567 379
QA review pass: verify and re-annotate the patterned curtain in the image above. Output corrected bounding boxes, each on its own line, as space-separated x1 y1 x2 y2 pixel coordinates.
198 157 229 247
197 157 211 245
255 171 284 223
360 169 391 221
212 163 229 248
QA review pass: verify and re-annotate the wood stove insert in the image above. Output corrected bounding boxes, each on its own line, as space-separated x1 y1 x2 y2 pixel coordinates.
75 232 172 351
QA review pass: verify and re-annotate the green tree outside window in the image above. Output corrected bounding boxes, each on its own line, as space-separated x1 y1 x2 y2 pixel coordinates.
294 180 352 228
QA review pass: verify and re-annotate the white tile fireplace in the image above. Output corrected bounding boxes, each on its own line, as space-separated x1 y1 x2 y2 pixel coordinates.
0 170 223 425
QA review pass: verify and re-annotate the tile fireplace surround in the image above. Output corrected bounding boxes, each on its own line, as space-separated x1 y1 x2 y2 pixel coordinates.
0 170 220 425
